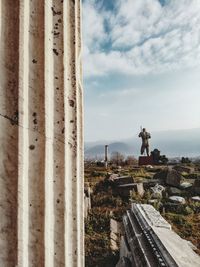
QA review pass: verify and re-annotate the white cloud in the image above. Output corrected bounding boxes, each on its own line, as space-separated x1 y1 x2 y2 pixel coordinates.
99 87 140 99
83 0 200 77
85 67 200 141
82 0 107 51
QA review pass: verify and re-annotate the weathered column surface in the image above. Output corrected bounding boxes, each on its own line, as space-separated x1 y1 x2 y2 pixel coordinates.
0 0 84 266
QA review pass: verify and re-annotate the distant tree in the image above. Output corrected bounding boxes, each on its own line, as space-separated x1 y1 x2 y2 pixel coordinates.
181 157 191 164
125 156 137 166
111 151 125 166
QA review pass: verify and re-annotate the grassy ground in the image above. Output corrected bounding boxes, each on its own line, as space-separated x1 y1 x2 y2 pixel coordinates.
85 164 200 266
85 166 129 267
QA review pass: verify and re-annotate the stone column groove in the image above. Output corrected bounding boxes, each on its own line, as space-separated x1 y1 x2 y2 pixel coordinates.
0 0 84 266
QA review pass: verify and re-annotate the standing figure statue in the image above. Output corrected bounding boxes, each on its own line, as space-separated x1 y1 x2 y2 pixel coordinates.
139 128 151 156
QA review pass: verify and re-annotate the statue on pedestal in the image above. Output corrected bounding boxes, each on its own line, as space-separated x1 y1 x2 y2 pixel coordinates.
138 128 151 156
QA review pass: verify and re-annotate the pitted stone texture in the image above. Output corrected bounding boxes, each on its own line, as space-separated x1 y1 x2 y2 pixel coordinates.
0 1 19 266
0 0 84 267
137 204 171 229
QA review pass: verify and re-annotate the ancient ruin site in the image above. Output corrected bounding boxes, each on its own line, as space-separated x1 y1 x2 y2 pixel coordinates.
1 0 200 267
83 1 200 265
84 155 200 266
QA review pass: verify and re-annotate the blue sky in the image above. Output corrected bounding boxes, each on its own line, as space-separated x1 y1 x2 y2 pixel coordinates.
82 0 200 142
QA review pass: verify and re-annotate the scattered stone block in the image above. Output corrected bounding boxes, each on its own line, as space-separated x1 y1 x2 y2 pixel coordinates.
153 168 182 187
137 183 145 197
112 175 134 185
169 196 186 204
193 179 200 194
194 179 200 187
166 170 182 187
109 173 119 181
168 187 182 195
110 232 119 251
191 196 200 202
173 165 194 174
117 183 144 197
153 169 168 180
110 218 122 234
139 204 171 229
84 194 91 219
146 164 153 169
84 185 92 218
110 219 122 251
143 179 162 189
180 182 192 189
150 184 165 198
148 199 158 204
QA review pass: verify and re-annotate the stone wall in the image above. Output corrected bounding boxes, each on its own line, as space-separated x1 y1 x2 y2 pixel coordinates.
0 1 84 266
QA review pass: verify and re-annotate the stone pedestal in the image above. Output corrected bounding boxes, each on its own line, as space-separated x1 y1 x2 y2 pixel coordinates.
0 1 84 266
138 155 154 166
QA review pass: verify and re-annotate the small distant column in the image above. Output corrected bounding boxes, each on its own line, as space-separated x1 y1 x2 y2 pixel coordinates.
105 145 109 169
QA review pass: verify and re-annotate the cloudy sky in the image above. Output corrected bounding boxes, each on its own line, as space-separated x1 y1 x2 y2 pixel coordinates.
82 0 200 142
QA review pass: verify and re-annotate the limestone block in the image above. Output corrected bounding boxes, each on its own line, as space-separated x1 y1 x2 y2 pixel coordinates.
110 218 122 234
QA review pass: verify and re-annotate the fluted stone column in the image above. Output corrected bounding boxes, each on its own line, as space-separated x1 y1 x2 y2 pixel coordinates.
0 0 84 266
